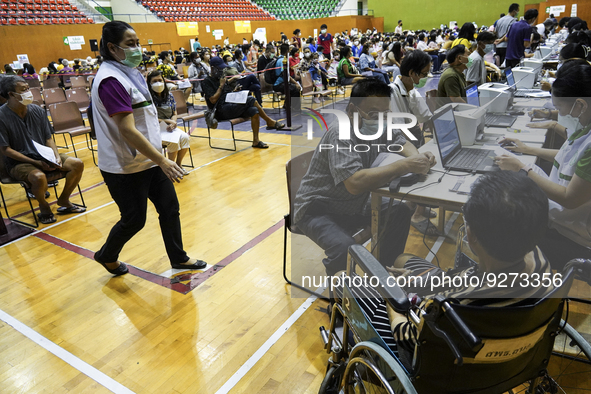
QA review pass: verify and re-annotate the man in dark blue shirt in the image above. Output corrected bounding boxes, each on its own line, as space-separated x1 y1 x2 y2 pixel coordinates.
506 9 538 68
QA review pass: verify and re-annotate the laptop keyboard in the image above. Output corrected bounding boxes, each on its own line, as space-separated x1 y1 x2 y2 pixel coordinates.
514 89 542 97
485 113 515 126
449 149 489 169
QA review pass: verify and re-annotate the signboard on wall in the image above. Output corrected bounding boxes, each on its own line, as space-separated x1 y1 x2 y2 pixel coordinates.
234 21 251 34
176 22 199 37
571 4 577 17
17 54 29 65
253 28 267 45
213 29 224 40
549 5 565 16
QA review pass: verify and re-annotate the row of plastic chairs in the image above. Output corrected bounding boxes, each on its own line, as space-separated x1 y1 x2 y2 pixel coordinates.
1 16 92 24
161 15 272 21
2 0 72 4
1 3 77 10
1 11 86 17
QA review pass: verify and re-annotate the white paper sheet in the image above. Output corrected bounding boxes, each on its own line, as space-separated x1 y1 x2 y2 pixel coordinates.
225 90 249 104
160 122 185 143
177 79 192 89
32 141 59 165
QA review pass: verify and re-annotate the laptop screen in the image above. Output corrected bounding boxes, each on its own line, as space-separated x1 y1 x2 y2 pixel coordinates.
466 83 479 107
505 68 515 87
432 106 462 165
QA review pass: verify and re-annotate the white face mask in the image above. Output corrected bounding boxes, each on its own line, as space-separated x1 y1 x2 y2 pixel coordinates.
304 53 311 58
559 101 585 136
16 90 33 106
321 29 327 34
151 82 165 93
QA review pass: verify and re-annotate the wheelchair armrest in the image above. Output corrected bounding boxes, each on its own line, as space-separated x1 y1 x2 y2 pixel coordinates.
564 258 591 285
348 244 410 313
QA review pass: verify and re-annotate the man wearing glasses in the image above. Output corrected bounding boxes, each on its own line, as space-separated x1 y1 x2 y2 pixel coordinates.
293 79 436 276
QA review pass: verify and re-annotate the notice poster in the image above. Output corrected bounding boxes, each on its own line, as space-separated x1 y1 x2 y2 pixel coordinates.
234 20 251 34
176 22 199 37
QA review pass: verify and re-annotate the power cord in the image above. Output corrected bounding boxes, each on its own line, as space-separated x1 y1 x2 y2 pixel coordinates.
371 170 449 264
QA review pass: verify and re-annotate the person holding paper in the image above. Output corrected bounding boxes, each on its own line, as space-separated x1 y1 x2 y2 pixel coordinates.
201 56 285 149
496 59 591 270
147 70 190 175
91 21 207 276
0 75 86 224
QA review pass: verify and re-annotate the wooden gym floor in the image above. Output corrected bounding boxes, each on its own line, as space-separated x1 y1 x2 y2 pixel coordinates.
0 94 590 393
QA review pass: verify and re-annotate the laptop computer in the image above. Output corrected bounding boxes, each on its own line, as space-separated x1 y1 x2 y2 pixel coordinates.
432 105 499 173
505 68 543 97
468 76 517 127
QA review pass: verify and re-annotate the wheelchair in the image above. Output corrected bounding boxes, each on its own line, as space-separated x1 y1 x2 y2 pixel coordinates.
318 244 591 394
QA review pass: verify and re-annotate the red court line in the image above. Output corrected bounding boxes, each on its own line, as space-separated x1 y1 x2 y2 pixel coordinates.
32 219 284 294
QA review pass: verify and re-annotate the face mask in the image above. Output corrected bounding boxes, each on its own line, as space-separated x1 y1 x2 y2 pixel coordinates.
321 29 327 34
151 82 165 93
358 117 382 136
413 76 428 88
560 101 585 134
484 43 494 54
354 41 359 46
115 45 143 68
464 56 474 68
15 90 33 106
194 58 201 64
304 53 311 58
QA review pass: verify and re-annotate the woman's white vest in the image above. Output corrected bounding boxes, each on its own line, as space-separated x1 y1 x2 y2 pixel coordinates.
91 61 161 174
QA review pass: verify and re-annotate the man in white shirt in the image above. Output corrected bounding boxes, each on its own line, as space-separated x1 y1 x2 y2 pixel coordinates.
466 31 496 86
389 50 439 235
395 20 403 35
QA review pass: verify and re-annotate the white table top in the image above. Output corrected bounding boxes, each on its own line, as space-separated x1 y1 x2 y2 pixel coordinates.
373 113 543 208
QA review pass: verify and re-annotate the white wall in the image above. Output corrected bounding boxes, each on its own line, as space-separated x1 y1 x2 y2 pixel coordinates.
110 0 160 23
336 0 359 16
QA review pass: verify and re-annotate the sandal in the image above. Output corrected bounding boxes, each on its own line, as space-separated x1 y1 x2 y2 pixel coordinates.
411 219 441 236
56 205 86 215
252 141 269 149
271 121 285 130
37 212 56 224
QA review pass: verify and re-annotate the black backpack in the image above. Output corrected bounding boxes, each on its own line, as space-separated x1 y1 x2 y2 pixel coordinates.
264 56 282 85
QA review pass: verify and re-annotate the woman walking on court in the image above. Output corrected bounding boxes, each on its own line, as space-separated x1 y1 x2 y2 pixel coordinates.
90 21 206 275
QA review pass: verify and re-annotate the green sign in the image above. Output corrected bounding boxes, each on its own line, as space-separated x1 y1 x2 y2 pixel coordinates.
148 39 153 44
546 7 550 14
63 37 69 45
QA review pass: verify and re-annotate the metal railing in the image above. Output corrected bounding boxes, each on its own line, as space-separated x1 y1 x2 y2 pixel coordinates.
335 8 374 16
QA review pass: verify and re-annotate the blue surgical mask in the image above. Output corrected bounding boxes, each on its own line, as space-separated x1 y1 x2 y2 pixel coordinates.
484 44 494 54
358 118 382 135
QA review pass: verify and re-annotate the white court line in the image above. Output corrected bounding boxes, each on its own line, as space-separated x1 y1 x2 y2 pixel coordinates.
214 289 324 394
0 309 135 394
425 212 460 263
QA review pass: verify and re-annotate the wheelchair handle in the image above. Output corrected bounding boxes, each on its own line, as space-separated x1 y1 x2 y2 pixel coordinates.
440 298 482 351
565 258 591 285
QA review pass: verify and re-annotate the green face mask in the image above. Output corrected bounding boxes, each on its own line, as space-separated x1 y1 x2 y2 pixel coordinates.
116 45 143 68
413 75 428 88
464 57 474 69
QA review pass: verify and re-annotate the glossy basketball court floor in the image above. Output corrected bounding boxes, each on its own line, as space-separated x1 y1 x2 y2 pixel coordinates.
0 93 589 393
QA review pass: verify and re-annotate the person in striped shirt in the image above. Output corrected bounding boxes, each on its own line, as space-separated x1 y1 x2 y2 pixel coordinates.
354 171 552 368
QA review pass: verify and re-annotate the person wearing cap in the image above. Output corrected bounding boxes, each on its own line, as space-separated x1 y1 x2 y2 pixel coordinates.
201 56 284 149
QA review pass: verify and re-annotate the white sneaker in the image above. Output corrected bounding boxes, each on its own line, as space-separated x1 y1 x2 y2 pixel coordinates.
200 97 205 101
336 88 344 95
313 97 321 104
427 72 433 78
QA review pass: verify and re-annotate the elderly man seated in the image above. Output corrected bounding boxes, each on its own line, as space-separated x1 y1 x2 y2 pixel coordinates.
0 75 85 224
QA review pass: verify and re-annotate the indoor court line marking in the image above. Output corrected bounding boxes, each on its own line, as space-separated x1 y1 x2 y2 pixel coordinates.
26 218 285 294
0 308 136 394
425 212 460 263
0 201 115 250
214 289 324 394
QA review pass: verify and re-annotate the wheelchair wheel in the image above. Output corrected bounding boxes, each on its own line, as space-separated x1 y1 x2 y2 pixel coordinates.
342 342 417 394
542 320 591 393
319 363 346 394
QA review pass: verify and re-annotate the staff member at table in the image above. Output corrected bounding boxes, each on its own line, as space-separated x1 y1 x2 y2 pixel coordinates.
497 58 591 269
91 21 206 275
